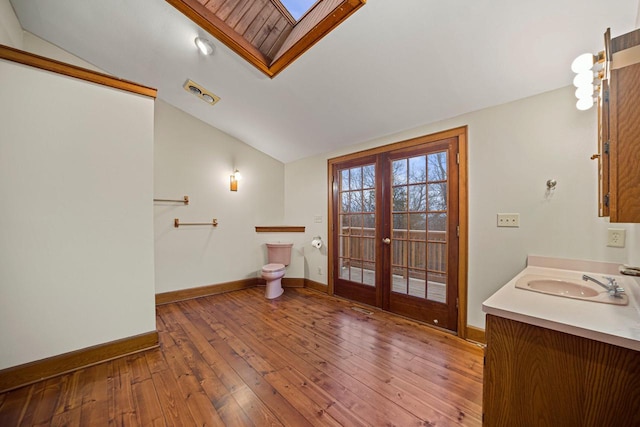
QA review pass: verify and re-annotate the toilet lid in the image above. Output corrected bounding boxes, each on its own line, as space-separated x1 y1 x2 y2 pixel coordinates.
262 263 285 273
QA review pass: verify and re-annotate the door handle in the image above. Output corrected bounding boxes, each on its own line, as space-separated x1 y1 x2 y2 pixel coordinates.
382 237 391 244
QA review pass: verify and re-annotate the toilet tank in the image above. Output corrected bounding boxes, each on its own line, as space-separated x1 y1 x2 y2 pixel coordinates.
266 243 293 265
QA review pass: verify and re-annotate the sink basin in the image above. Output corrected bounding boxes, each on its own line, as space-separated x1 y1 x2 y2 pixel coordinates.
515 275 628 305
527 279 599 297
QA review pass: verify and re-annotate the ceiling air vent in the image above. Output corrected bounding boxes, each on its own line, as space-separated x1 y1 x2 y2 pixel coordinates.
183 79 220 106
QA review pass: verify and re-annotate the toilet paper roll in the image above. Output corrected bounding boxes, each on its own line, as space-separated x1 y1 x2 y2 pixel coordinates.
311 239 322 249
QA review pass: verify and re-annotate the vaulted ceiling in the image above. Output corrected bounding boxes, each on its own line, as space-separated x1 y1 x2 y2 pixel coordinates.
9 0 640 163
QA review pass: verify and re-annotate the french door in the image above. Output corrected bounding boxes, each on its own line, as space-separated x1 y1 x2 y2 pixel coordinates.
329 130 463 332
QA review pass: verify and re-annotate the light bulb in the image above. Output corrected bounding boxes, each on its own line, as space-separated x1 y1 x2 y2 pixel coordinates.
194 37 214 55
575 84 594 100
571 53 594 73
233 170 242 180
576 97 594 111
573 71 593 88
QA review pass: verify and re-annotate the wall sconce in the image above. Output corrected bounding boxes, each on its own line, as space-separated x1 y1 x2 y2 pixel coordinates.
571 51 605 110
230 169 241 191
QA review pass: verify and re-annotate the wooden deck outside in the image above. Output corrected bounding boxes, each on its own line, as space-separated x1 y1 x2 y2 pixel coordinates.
0 288 483 426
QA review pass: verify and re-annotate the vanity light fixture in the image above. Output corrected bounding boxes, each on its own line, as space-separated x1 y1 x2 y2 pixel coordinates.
571 51 605 111
230 169 241 192
194 37 215 55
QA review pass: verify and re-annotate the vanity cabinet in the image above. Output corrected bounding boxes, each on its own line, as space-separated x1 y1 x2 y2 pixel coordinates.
598 28 640 222
483 314 640 426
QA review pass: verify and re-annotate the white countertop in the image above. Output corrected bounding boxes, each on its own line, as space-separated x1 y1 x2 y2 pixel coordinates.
482 256 640 351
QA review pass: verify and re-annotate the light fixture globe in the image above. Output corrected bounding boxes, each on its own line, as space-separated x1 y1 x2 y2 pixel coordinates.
575 84 594 100
571 53 595 73
573 71 593 88
576 97 594 111
194 37 215 55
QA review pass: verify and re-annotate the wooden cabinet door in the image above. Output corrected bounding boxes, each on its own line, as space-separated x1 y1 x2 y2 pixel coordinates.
609 61 640 222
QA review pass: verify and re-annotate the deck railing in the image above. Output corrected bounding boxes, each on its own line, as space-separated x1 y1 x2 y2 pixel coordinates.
340 227 446 279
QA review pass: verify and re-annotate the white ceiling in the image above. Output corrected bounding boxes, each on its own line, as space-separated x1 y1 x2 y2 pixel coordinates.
10 0 640 163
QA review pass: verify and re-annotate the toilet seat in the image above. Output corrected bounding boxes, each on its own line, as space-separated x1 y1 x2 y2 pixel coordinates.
262 263 285 273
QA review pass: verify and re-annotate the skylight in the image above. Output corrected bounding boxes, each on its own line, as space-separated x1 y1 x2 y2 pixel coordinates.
280 0 317 21
166 0 366 77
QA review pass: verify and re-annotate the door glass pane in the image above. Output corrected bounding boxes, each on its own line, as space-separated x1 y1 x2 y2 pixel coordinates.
392 239 406 268
350 236 361 259
362 237 375 287
408 184 427 211
428 213 446 233
351 214 363 229
351 267 363 283
339 235 346 258
427 272 446 303
341 192 350 213
393 214 407 233
427 152 447 181
409 213 426 231
392 159 407 185
428 242 446 272
350 167 362 190
408 269 426 298
363 213 375 228
392 269 407 294
363 164 375 188
351 190 363 212
393 187 407 211
408 155 426 184
428 183 447 211
340 214 350 232
341 169 349 191
409 242 426 269
363 189 375 212
339 258 350 280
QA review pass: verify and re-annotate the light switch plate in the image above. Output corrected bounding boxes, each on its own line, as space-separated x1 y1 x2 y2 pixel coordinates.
497 213 520 227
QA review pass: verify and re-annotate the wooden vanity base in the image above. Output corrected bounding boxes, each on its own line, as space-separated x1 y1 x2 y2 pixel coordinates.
483 314 640 426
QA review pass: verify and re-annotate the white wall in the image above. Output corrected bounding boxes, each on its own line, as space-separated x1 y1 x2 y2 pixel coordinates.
0 0 22 49
154 100 304 293
0 59 156 369
285 85 637 329
22 32 103 72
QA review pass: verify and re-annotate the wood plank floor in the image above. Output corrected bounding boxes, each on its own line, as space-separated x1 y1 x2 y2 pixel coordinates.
0 288 484 426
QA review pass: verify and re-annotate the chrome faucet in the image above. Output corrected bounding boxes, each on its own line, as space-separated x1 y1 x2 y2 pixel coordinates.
582 274 625 297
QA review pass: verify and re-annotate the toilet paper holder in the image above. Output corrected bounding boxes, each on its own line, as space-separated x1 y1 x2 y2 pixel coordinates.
311 236 323 249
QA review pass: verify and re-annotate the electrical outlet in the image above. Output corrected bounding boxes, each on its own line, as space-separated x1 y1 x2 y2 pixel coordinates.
497 213 520 227
314 215 323 223
607 228 626 248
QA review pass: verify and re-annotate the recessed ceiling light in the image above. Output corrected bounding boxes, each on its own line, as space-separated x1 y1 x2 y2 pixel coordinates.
194 37 215 55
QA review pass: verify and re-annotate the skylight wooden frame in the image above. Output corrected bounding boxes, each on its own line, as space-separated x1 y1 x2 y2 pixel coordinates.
166 0 366 78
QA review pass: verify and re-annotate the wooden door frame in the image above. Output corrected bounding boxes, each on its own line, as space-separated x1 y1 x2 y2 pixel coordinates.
327 126 469 339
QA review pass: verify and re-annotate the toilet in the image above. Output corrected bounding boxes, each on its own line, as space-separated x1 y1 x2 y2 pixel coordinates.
261 242 293 299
